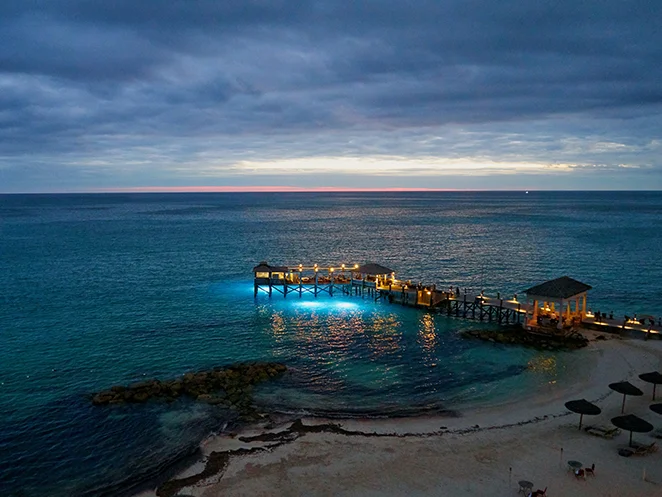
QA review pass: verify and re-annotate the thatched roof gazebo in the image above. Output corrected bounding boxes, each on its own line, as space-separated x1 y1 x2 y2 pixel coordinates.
355 263 395 276
353 263 396 286
523 276 592 330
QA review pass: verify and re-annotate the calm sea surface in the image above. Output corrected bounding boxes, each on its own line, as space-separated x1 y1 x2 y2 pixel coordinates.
1 191 662 495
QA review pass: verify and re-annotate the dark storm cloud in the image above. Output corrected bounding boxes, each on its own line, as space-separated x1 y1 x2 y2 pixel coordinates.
1 0 661 190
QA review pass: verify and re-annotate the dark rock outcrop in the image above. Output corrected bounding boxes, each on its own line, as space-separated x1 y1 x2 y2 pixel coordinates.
91 362 287 417
460 328 588 350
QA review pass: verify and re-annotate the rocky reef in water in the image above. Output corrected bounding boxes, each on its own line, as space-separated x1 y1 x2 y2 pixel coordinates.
91 362 287 420
461 328 589 350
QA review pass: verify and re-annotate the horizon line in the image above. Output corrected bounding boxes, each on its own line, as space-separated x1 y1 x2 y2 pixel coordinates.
1 186 661 194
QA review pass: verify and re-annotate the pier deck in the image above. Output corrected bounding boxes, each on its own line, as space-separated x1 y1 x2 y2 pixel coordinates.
252 262 662 335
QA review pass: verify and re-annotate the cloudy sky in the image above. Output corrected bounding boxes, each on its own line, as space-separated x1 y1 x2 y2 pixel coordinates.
1 0 661 192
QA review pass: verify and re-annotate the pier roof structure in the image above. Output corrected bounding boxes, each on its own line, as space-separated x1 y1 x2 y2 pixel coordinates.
252 261 288 273
355 263 395 276
524 276 592 300
523 276 592 331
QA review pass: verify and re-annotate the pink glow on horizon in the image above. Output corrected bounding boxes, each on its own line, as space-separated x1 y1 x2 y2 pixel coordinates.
93 186 475 193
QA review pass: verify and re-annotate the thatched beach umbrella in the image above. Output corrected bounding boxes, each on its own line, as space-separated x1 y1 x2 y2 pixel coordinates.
611 414 654 447
609 381 644 413
565 399 601 429
639 372 662 400
650 403 662 416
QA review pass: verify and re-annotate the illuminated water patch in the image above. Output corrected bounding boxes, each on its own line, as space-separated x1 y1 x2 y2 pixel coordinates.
208 280 572 417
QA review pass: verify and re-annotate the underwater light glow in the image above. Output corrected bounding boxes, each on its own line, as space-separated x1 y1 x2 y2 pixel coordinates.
298 301 323 308
291 300 360 311
335 302 358 309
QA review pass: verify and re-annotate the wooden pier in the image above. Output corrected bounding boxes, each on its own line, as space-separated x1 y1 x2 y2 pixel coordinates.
253 261 527 326
253 262 662 335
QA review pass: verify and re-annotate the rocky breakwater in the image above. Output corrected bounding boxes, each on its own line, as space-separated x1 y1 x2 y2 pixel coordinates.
461 328 589 351
91 362 287 419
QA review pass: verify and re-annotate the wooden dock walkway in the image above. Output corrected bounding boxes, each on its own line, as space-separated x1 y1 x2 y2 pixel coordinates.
252 262 528 326
252 261 662 336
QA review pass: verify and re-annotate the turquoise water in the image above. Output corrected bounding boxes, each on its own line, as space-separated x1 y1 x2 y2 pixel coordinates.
1 192 661 495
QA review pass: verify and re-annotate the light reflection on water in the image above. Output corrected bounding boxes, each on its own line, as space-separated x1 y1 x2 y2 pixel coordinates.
250 292 566 415
527 355 558 375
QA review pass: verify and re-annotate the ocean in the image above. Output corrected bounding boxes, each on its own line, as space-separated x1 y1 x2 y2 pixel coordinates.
1 191 661 495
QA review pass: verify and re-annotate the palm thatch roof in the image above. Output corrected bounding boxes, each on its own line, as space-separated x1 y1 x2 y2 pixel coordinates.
609 381 644 396
612 414 653 433
355 263 395 275
565 398 601 429
612 414 654 446
252 261 288 273
523 276 592 299
639 372 662 385
565 399 601 416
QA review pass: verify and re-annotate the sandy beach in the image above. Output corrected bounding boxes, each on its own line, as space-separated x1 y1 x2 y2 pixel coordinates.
140 334 662 497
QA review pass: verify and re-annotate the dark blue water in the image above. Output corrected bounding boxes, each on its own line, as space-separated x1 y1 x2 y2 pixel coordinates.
1 192 661 495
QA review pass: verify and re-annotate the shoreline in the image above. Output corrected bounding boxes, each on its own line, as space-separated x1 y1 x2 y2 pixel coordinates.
134 332 662 497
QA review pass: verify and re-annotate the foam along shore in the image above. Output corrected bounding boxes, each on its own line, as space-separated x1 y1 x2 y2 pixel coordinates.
137 335 662 497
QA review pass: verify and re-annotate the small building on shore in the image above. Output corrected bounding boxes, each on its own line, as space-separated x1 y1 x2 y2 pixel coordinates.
523 276 592 330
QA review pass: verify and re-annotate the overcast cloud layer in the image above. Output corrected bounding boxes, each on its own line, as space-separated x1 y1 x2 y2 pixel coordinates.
1 0 661 191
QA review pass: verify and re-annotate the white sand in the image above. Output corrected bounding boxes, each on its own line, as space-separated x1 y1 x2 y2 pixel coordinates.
142 336 662 497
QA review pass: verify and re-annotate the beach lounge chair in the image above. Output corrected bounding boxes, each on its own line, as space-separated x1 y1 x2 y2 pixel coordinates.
585 425 620 439
617 442 657 457
584 463 595 477
634 442 657 455
529 487 547 497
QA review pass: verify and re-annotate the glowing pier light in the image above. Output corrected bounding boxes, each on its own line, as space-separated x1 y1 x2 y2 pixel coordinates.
298 301 323 308
294 300 359 311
